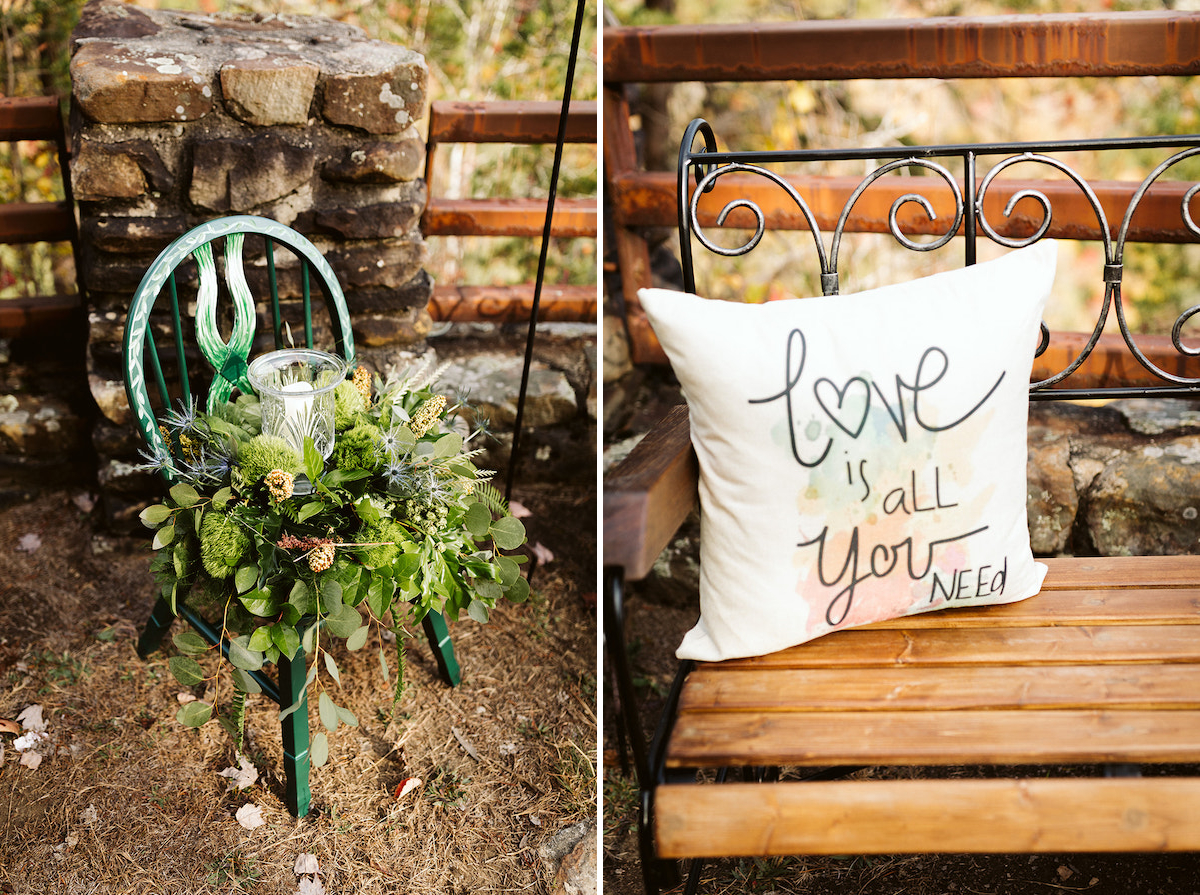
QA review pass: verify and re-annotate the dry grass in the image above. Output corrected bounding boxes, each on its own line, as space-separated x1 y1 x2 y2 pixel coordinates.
0 486 596 895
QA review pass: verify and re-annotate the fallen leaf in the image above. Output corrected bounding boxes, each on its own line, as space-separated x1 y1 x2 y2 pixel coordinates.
176 692 197 704
72 492 96 514
0 719 19 736
451 727 481 761
17 533 41 553
531 541 555 565
219 754 259 792
235 803 265 830
294 853 320 875
394 777 421 800
19 750 42 770
80 805 98 826
16 704 46 733
508 500 532 518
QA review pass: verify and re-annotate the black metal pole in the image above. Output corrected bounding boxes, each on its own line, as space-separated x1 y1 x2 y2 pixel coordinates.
505 0 588 502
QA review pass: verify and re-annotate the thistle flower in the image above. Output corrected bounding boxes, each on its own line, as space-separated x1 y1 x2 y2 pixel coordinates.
264 469 294 502
410 395 447 438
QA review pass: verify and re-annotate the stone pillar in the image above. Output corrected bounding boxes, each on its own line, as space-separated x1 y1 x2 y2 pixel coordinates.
69 1 434 525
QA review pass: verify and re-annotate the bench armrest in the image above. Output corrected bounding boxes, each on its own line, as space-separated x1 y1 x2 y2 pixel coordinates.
604 404 698 580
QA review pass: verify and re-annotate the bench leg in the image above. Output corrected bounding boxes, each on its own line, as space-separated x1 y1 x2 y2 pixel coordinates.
421 610 461 686
278 648 312 818
136 595 176 659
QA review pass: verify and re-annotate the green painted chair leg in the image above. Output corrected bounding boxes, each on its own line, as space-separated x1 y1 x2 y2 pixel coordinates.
421 610 461 686
278 648 312 818
137 596 176 659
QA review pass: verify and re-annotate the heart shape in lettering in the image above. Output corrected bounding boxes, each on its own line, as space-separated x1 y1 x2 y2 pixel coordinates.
814 376 871 438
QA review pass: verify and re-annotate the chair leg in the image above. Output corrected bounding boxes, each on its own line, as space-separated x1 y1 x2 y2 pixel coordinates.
421 610 461 686
278 648 312 818
137 595 176 659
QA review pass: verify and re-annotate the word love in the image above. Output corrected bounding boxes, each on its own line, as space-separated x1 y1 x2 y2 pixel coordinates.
749 328 1004 469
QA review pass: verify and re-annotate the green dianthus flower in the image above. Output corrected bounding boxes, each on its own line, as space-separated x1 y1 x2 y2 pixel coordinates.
331 424 383 472
238 434 301 482
334 379 367 431
199 511 249 579
358 519 409 569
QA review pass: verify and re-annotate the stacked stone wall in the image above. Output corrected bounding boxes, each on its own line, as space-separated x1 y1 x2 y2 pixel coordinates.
68 1 435 523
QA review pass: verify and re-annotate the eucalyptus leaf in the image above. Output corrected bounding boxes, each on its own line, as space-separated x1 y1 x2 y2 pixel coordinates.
318 691 338 732
475 580 503 602
506 576 531 604
301 623 318 654
177 700 212 727
489 514 526 550
172 631 209 656
433 432 463 459
320 580 344 614
211 487 233 509
355 498 381 526
323 651 341 686
231 667 263 695
169 482 199 507
467 599 490 624
346 625 370 652
378 645 390 682
169 655 205 687
152 524 175 550
279 697 304 722
463 502 492 539
325 603 362 639
496 555 522 587
289 580 313 615
227 638 264 672
310 731 329 768
336 705 359 728
140 504 172 527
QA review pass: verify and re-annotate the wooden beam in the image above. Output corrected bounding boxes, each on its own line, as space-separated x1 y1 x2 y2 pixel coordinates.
0 293 81 337
0 96 62 141
422 197 596 238
427 100 597 145
428 284 596 323
0 202 76 245
605 13 1200 84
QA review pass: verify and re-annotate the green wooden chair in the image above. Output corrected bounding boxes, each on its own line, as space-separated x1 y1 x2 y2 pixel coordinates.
123 214 461 817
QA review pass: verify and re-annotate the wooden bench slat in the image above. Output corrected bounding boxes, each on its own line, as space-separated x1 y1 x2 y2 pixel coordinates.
604 404 696 579
678 663 1200 713
422 196 597 238
1041 554 1200 589
667 708 1200 767
655 778 1200 857
716 624 1200 670
0 96 61 141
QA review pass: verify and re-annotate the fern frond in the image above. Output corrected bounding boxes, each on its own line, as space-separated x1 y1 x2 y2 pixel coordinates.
473 480 510 516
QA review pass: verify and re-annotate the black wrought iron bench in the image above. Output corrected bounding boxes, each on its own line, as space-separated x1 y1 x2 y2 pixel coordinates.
605 121 1200 893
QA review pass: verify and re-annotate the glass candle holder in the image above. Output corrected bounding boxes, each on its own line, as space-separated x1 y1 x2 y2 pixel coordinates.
247 349 347 459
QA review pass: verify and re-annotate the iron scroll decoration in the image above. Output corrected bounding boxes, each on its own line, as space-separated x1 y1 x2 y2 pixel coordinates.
677 120 1200 395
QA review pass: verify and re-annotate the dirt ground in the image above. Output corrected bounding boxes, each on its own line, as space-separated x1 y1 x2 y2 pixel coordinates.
601 370 1200 895
0 478 596 895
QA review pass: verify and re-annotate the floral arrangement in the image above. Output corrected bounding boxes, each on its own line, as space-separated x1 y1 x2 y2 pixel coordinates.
138 359 528 766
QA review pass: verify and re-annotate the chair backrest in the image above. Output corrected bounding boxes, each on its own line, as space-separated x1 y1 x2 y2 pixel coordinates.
123 215 356 460
676 119 1200 403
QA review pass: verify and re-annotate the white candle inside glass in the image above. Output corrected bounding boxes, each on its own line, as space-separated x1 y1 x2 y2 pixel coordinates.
280 380 314 433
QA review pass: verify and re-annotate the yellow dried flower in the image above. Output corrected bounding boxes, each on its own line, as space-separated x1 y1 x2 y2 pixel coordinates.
410 395 447 438
308 542 335 573
352 366 372 403
264 469 294 502
178 432 201 462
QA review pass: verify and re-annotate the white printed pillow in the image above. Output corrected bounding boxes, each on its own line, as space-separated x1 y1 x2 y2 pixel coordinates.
639 240 1057 662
